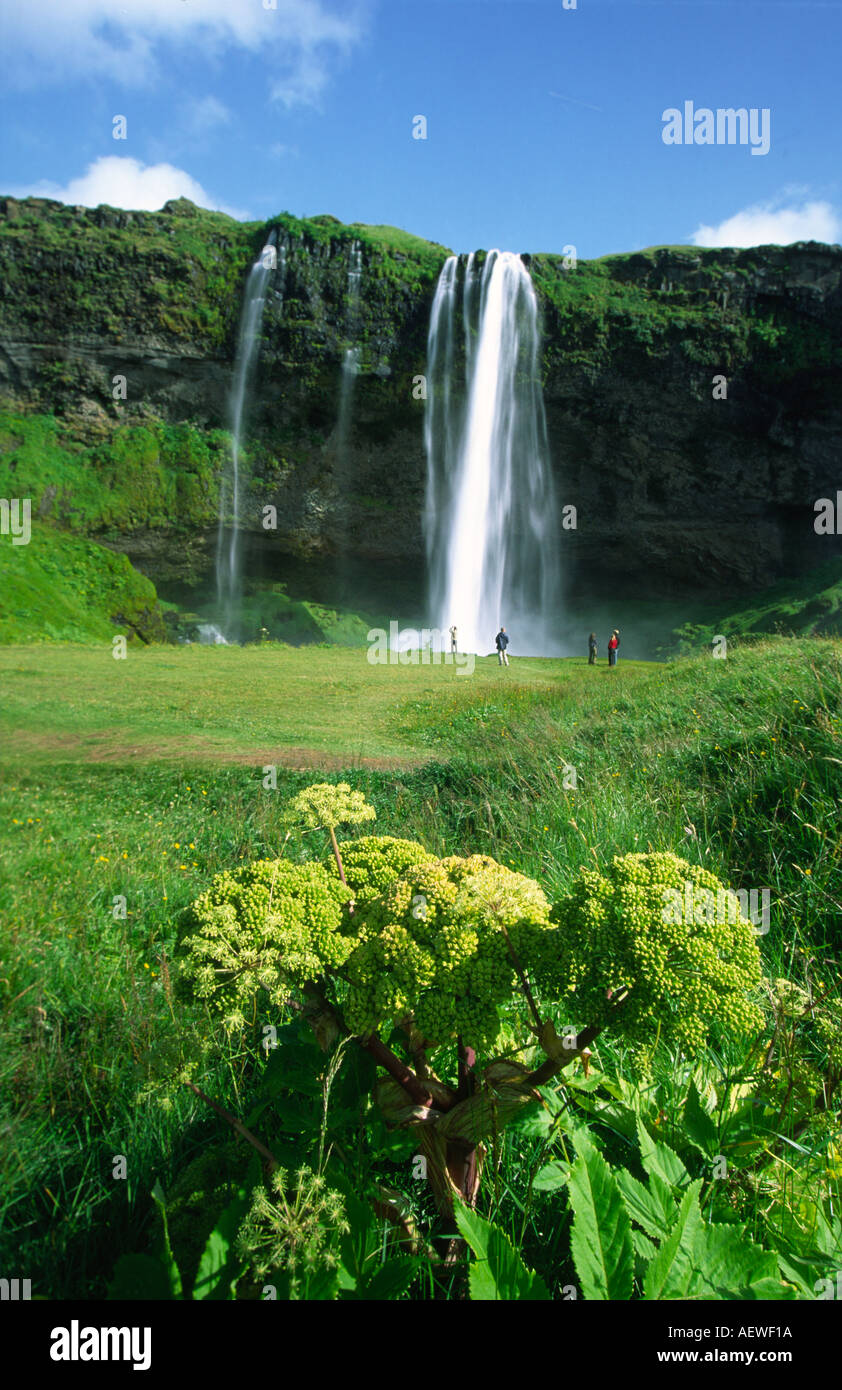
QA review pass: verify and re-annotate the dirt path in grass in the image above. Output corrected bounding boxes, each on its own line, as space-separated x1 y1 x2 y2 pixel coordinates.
5 728 427 771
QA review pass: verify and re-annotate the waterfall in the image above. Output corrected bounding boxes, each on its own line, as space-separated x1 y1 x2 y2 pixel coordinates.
335 240 363 472
424 250 562 656
196 623 228 645
216 231 276 638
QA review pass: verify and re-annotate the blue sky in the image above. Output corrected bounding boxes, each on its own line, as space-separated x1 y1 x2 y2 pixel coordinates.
2 0 840 257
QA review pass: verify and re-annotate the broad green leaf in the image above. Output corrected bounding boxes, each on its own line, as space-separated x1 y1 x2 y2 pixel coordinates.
813 1212 842 1259
683 1079 719 1157
107 1253 173 1301
151 1180 183 1299
687 1223 789 1300
338 1190 379 1289
509 1106 554 1138
775 1252 823 1298
193 1191 250 1300
631 1227 657 1262
636 1118 689 1191
615 1168 676 1241
532 1160 570 1193
453 1201 491 1262
455 1203 551 1301
568 1148 634 1300
536 1085 566 1116
571 1094 640 1143
298 1265 340 1301
557 1071 604 1092
737 1277 797 1301
642 1180 704 1300
363 1256 424 1301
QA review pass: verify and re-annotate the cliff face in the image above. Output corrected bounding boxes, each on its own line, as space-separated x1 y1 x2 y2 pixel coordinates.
1 195 840 598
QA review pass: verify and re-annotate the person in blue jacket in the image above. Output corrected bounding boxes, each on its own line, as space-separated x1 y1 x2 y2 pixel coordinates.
495 627 510 666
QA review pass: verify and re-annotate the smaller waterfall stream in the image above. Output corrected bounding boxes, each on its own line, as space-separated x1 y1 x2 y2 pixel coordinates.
216 232 277 639
335 240 363 470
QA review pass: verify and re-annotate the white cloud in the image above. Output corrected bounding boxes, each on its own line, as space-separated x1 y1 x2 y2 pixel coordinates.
5 0 365 106
12 156 245 217
692 199 841 249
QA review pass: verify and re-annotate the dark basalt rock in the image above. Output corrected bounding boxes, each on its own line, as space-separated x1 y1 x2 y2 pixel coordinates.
1 195 840 597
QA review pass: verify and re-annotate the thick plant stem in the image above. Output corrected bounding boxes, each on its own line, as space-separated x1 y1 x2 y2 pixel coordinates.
499 925 543 1031
328 825 346 883
328 824 354 914
184 1079 279 1172
525 1023 603 1087
361 1033 450 1111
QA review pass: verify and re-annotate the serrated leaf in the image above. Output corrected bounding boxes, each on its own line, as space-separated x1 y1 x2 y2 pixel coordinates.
363 1256 424 1301
683 1079 719 1157
193 1191 250 1300
615 1168 676 1241
813 1212 842 1259
636 1117 689 1190
532 1160 570 1193
642 1180 704 1300
151 1180 183 1299
455 1203 550 1301
568 1148 634 1300
687 1222 787 1299
631 1227 657 1262
509 1106 553 1138
453 1201 491 1261
736 1277 797 1301
298 1264 340 1301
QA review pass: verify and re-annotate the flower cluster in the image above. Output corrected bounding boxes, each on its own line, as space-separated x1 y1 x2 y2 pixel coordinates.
235 1165 349 1296
176 788 767 1071
283 782 377 832
329 834 434 909
545 851 764 1056
177 859 350 1028
342 853 553 1049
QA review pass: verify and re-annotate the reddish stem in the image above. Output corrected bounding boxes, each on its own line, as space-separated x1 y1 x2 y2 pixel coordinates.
361 1033 455 1111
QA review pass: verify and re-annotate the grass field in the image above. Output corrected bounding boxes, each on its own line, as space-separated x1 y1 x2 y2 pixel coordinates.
0 643 656 766
1 636 841 1299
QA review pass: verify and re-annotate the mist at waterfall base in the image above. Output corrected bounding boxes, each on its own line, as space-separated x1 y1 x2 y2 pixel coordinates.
424 251 565 658
214 233 277 642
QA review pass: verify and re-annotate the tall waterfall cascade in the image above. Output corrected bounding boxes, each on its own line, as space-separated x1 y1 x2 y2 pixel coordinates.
215 232 277 639
424 250 562 656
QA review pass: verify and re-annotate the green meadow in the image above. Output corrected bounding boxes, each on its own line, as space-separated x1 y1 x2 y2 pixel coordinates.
1 637 840 1299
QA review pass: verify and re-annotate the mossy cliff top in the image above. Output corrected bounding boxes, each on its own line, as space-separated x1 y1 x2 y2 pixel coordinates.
0 195 452 358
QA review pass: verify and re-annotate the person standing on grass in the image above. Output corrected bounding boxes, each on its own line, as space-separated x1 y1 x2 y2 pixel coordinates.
608 630 619 668
496 627 510 667
588 631 598 665
450 625 458 655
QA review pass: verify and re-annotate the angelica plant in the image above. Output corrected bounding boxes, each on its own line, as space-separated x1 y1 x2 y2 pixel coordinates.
177 785 766 1217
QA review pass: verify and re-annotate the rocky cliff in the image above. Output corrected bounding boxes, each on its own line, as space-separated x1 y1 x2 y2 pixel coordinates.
1 195 840 601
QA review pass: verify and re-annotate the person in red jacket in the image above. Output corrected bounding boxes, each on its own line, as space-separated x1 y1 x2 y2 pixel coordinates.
608 630 620 667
